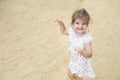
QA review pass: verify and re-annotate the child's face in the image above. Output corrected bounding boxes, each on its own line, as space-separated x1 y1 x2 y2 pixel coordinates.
72 18 88 34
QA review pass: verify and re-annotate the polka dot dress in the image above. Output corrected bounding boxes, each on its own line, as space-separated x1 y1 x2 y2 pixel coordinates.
68 27 96 78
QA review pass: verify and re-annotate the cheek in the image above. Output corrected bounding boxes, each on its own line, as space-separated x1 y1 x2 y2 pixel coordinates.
73 24 77 27
72 25 77 29
74 26 78 28
83 26 87 29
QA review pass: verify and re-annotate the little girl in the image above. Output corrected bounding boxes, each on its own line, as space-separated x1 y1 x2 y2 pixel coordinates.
54 8 95 80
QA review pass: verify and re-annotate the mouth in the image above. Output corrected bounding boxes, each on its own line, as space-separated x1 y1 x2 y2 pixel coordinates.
76 27 83 30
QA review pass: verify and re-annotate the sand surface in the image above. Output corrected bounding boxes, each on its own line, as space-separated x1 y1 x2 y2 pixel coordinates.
0 0 120 80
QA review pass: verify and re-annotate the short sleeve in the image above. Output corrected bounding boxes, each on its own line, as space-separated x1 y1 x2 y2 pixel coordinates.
83 34 93 45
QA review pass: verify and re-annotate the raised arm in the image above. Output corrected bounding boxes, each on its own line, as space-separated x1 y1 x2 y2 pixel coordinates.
54 19 68 35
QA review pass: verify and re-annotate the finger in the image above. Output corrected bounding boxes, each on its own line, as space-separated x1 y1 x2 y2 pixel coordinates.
54 19 59 22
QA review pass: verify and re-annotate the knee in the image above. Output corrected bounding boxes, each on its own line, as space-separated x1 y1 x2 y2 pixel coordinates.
67 71 74 78
74 74 83 80
67 70 75 80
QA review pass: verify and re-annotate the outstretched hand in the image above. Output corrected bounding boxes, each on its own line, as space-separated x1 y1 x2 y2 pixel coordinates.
54 19 63 23
54 18 68 35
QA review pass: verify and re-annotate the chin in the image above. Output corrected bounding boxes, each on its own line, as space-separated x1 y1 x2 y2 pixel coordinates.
77 30 85 34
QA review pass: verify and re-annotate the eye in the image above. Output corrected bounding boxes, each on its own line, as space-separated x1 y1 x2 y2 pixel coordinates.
82 23 87 25
75 22 79 24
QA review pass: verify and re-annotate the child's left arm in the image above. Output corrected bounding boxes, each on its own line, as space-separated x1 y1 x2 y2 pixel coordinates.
75 43 92 58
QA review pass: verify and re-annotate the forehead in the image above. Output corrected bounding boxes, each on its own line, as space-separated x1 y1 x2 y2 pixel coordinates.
74 17 88 23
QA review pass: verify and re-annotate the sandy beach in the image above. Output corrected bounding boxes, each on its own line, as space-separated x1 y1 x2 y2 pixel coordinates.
0 0 120 80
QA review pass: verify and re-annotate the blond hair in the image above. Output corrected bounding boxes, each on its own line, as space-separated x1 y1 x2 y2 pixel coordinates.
71 8 90 26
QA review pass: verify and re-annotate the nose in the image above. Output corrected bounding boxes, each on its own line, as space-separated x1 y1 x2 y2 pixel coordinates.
78 24 83 28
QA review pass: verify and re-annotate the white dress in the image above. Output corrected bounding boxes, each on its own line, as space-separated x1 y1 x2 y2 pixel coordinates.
68 27 95 78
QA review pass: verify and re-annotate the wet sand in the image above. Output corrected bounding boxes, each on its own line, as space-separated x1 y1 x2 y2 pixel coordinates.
0 0 120 80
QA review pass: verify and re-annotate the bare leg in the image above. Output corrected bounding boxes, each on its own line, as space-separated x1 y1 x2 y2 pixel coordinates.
74 74 83 80
67 69 75 80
